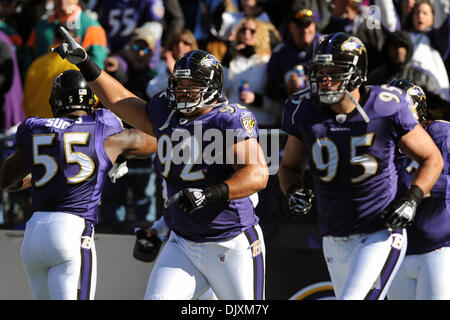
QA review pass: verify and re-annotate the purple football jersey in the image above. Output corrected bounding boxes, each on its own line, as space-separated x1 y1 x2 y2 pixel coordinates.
282 85 419 237
97 0 165 53
15 109 124 224
146 93 259 242
395 120 450 254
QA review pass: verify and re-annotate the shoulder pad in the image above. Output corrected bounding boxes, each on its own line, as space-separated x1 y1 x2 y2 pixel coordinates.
286 88 310 105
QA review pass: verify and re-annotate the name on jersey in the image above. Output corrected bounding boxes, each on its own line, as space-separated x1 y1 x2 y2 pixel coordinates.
330 127 351 132
45 118 81 130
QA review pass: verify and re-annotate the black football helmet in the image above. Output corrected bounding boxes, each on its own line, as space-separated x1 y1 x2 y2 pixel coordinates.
308 32 368 105
49 70 96 117
167 50 223 113
389 79 428 122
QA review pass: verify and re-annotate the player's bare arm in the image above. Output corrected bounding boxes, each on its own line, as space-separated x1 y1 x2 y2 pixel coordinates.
227 137 269 200
398 124 444 194
105 128 157 164
278 134 308 196
0 145 31 191
88 73 155 136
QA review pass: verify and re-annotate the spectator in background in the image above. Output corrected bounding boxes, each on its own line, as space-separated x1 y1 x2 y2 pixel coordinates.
217 0 280 64
91 0 165 70
161 0 184 45
24 0 108 72
0 33 13 132
0 31 24 230
0 0 23 55
0 30 24 133
265 8 321 105
323 0 386 73
223 17 281 128
213 0 272 43
104 27 157 99
408 0 450 101
289 0 331 33
146 28 198 99
99 27 158 230
367 30 449 119
323 0 368 34
23 24 79 118
378 0 450 101
180 0 238 50
4 0 50 47
392 0 416 29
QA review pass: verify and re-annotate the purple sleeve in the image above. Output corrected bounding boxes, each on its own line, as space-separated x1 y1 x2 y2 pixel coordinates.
281 99 303 140
392 99 419 141
427 122 450 197
222 108 259 141
15 120 29 148
97 109 124 138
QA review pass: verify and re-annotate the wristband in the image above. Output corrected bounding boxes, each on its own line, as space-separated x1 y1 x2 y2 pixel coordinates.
287 184 303 195
204 183 229 204
407 184 424 204
77 56 102 82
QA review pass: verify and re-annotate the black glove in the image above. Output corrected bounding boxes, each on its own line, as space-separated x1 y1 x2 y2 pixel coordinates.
380 184 424 231
133 228 162 263
287 185 314 217
167 183 229 213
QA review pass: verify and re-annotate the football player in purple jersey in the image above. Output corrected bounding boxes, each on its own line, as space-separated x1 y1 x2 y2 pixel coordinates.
387 79 450 300
279 32 443 300
0 70 157 300
52 27 269 300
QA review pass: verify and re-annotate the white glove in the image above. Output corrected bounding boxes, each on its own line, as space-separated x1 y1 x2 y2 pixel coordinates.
108 161 128 183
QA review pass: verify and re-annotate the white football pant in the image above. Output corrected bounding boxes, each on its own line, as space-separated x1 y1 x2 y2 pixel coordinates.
21 211 96 300
144 224 265 300
323 228 407 300
388 246 450 300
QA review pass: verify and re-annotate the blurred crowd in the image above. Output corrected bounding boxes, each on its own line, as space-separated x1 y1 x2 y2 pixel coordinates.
1 0 449 233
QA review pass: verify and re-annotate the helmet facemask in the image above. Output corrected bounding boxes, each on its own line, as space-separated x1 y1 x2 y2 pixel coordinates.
167 70 220 113
308 54 360 105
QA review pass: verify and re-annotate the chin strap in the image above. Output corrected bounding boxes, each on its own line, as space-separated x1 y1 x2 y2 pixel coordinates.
345 90 370 123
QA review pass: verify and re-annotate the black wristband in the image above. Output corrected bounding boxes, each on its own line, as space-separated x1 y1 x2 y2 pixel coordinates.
77 56 102 82
287 184 303 195
407 184 424 204
204 183 229 204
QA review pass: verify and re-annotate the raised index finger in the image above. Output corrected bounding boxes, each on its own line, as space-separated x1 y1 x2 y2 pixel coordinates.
58 26 78 46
